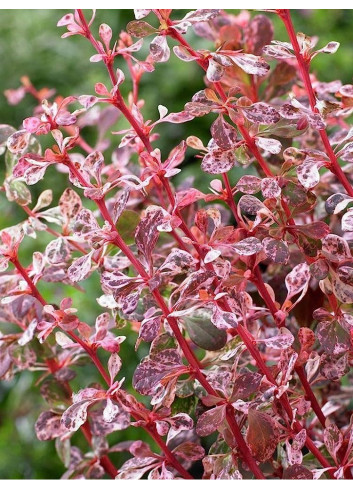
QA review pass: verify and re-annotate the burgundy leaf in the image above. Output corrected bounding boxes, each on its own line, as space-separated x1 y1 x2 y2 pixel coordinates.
210 115 238 150
173 442 205 461
246 409 279 462
135 207 164 263
139 316 161 342
196 404 227 437
283 465 313 479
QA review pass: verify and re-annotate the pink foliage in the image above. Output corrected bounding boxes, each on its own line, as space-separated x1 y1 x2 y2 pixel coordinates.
1 8 353 480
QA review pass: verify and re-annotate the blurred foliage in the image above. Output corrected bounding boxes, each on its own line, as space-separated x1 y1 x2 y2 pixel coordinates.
1 9 353 479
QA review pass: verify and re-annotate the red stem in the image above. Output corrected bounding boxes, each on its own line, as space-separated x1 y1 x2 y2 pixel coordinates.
279 9 353 198
11 258 46 306
69 11 331 478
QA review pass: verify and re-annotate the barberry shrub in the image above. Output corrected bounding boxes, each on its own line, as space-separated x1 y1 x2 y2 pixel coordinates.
1 8 353 480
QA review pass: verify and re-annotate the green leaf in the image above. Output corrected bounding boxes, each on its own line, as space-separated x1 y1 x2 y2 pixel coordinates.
184 309 227 351
126 20 158 38
116 210 140 244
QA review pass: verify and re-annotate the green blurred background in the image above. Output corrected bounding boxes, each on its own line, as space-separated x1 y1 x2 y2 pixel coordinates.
0 9 353 479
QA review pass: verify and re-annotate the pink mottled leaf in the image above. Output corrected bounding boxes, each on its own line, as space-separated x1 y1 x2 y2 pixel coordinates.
61 399 94 431
211 115 238 150
342 209 353 231
297 158 325 189
67 252 93 282
241 102 280 125
263 41 295 59
324 424 343 463
206 59 224 82
256 137 282 155
231 371 262 401
7 130 30 153
35 411 69 441
261 178 281 198
232 237 263 256
45 238 70 264
228 53 269 76
135 206 164 263
285 263 310 299
246 409 279 462
139 316 161 342
244 15 274 55
173 442 205 461
256 330 294 349
133 349 182 395
150 35 170 63
59 188 82 223
196 405 227 437
322 234 351 262
262 238 289 264
317 320 351 354
236 175 261 194
201 148 235 174
108 353 122 384
283 464 313 479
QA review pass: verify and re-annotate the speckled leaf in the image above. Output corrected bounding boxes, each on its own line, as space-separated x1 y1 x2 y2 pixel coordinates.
236 175 261 194
246 409 279 462
68 252 93 282
201 148 235 174
317 320 351 354
35 411 69 441
229 53 269 76
61 400 94 431
324 424 343 463
285 263 310 299
241 103 280 125
232 237 263 256
261 178 281 198
135 207 164 263
108 353 122 383
297 158 324 189
173 442 205 461
45 238 70 264
211 115 238 150
238 195 265 215
59 188 82 222
342 209 353 231
322 234 351 262
150 35 170 62
196 405 227 437
262 238 289 264
231 371 262 401
139 316 161 342
256 137 282 155
283 465 313 479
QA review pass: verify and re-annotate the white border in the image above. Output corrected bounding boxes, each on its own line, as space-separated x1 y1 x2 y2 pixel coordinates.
0 3 351 10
